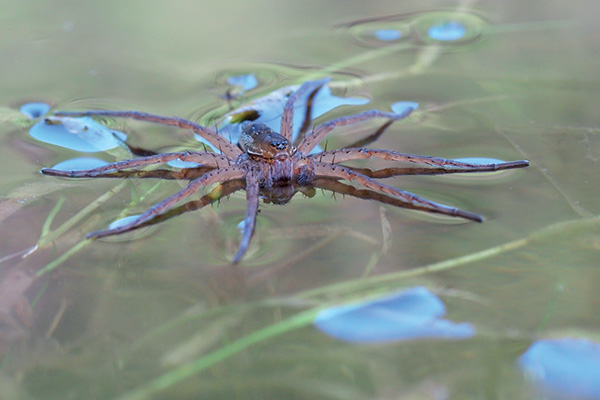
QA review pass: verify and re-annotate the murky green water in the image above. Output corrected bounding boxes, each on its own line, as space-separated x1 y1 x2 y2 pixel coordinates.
1 1 599 399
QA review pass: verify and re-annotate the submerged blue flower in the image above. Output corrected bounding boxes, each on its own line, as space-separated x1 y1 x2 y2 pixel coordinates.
519 338 600 399
29 116 127 152
51 157 109 171
227 74 259 92
20 102 50 119
314 286 475 343
212 79 370 154
427 21 466 41
391 101 419 115
374 29 402 41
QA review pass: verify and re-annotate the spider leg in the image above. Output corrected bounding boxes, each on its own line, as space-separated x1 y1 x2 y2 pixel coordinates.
280 78 331 140
232 168 261 264
310 148 530 172
87 166 246 238
122 179 246 230
313 161 483 222
314 178 476 218
54 110 242 159
41 152 231 178
298 108 414 154
44 167 217 180
342 166 474 179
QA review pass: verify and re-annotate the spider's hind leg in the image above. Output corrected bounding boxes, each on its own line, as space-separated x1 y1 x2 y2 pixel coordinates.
311 148 530 174
86 166 246 239
314 161 483 222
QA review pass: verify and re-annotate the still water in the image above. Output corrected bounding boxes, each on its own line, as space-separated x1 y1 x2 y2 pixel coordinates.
1 1 599 399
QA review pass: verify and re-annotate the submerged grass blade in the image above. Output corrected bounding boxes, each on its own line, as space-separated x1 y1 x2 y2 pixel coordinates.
300 214 600 300
37 181 128 247
114 309 319 400
39 197 65 238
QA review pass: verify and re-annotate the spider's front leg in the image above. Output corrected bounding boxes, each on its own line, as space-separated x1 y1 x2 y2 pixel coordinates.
298 108 415 154
313 161 483 222
280 78 331 141
54 110 242 159
41 152 232 178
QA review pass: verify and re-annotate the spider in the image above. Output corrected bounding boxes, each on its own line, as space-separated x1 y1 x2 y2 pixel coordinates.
41 78 529 263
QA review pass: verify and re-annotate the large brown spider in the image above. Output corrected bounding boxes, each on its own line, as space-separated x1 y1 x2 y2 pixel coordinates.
41 78 529 263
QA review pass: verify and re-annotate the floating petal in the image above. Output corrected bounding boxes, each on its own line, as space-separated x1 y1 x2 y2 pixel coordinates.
214 79 370 151
167 159 201 169
427 21 467 41
391 101 419 114
314 287 475 343
374 29 402 41
519 338 600 399
227 74 259 92
29 116 127 152
20 102 50 119
51 157 109 171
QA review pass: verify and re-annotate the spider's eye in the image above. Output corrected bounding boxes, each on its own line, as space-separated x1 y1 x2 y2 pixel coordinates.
271 141 287 150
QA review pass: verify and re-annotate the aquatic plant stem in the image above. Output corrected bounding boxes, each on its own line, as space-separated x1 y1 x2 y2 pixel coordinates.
37 181 128 248
299 214 600 299
113 308 319 400
35 239 90 277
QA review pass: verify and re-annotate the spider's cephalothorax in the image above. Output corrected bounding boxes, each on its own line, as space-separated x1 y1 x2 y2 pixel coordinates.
237 122 306 189
41 78 529 263
238 122 296 160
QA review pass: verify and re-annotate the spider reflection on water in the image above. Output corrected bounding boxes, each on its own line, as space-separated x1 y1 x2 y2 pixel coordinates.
41 78 529 263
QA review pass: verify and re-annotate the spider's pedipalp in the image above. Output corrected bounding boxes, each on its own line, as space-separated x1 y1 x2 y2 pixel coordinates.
313 161 483 222
54 110 242 159
87 166 246 239
298 108 414 154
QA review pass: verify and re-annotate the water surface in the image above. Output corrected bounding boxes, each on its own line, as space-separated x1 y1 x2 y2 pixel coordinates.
1 1 599 399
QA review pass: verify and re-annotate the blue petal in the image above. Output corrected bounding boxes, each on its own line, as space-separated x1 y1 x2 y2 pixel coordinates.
167 159 201 169
216 78 370 154
20 102 51 119
29 116 127 152
374 29 402 41
314 287 475 343
108 215 142 230
227 74 259 91
452 157 506 165
519 338 600 399
391 101 419 115
51 157 108 171
427 21 466 42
